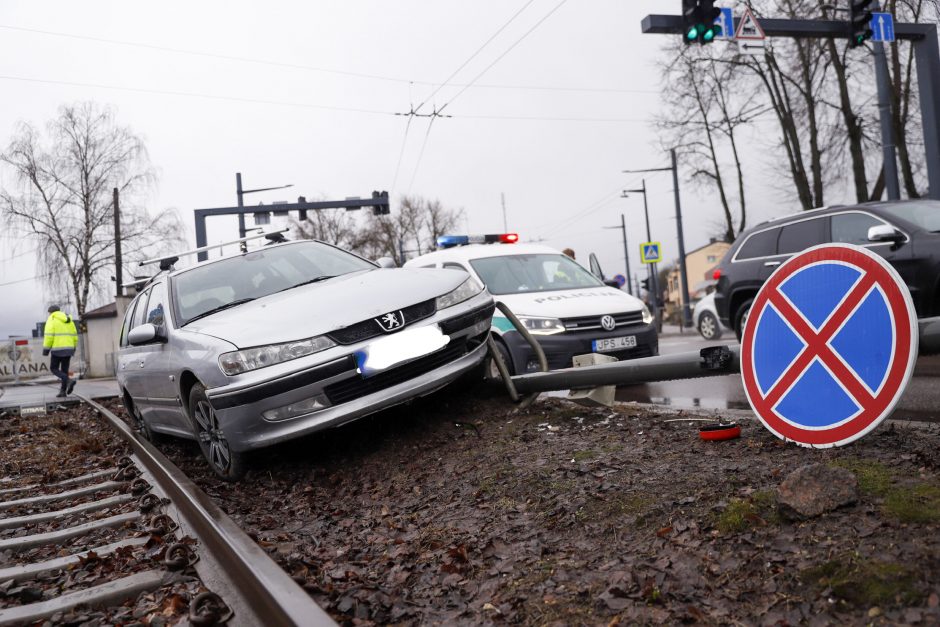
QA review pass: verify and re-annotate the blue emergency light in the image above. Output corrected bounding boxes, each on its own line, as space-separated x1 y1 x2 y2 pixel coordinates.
436 233 519 249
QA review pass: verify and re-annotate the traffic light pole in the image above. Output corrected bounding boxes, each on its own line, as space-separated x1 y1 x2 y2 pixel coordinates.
641 14 940 201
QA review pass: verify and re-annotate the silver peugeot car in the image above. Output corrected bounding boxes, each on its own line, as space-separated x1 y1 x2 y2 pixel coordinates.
116 240 494 480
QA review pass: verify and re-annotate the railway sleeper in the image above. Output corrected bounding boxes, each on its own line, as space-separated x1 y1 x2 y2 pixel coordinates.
0 480 126 511
0 511 139 554
0 494 135 531
0 468 119 498
0 537 149 583
0 569 169 627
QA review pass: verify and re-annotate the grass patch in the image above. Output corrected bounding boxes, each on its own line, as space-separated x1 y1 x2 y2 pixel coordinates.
801 554 922 607
571 449 596 462
830 458 892 495
716 490 778 533
883 483 940 524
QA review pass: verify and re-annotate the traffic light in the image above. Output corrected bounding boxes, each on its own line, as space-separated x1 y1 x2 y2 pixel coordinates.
700 0 722 43
641 277 651 292
849 0 874 47
682 0 702 44
371 190 390 215
682 0 722 45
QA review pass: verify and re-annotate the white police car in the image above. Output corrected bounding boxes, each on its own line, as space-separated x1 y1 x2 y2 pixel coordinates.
404 234 658 376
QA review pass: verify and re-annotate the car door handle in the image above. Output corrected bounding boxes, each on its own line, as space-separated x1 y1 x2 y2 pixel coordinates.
764 261 782 267
138 361 145 368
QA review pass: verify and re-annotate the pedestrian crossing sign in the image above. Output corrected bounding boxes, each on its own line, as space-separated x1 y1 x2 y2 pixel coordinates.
640 242 661 264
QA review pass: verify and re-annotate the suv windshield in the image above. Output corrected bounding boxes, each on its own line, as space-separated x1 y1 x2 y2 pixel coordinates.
879 200 940 232
172 242 374 325
469 254 603 295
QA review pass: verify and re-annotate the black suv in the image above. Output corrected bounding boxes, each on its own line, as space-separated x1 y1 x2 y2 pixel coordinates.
714 200 940 339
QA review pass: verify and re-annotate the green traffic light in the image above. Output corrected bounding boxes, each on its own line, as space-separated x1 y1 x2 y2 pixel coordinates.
686 25 699 41
703 28 715 42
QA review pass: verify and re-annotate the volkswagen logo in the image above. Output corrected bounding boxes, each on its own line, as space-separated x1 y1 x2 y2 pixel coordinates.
375 310 405 332
600 315 616 331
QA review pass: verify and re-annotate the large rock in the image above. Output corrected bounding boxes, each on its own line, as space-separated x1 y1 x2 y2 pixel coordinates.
776 463 859 519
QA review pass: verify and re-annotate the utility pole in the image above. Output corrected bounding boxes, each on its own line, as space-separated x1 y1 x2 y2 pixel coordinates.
622 179 660 325
234 172 294 253
603 216 633 296
113 188 122 297
672 149 693 328
501 192 508 232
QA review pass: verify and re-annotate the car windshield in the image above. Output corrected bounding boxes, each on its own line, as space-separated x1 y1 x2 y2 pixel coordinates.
879 200 940 232
469 254 603 295
171 242 375 325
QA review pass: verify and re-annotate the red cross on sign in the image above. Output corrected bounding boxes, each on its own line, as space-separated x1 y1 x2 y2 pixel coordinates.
741 244 917 447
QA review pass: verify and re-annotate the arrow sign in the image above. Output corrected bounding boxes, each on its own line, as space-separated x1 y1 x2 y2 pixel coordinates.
871 12 895 42
715 7 733 40
741 244 917 447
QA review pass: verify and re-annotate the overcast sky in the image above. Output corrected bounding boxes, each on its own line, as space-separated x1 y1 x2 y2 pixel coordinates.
0 0 794 337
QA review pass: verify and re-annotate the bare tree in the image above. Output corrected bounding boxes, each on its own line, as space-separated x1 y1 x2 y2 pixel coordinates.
354 195 464 263
0 102 183 318
290 205 358 249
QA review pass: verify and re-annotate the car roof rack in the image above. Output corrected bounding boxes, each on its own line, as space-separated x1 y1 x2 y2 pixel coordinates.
139 228 291 271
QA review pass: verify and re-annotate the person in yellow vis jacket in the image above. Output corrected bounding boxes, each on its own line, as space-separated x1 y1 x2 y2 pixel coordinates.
42 305 78 398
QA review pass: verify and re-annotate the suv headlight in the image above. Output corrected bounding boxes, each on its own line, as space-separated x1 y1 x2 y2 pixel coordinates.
218 335 336 375
436 277 483 309
517 315 565 335
641 304 653 325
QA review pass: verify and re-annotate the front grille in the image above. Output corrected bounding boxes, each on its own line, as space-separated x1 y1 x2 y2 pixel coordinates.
327 299 436 345
323 338 469 405
561 311 644 332
440 303 495 335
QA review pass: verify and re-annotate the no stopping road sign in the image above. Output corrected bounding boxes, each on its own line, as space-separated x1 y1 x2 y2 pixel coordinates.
741 244 917 447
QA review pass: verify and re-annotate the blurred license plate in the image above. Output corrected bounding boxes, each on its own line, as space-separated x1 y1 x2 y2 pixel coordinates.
355 325 449 376
592 336 637 352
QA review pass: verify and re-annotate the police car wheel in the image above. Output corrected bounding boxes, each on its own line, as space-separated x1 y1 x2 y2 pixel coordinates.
188 383 247 482
485 340 514 382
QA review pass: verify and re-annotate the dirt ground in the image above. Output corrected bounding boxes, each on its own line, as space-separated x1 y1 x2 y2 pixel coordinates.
121 383 940 626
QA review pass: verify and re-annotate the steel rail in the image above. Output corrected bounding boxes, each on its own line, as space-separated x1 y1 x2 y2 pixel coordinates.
79 395 336 627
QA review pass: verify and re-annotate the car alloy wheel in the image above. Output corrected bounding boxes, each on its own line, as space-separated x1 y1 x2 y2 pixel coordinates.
698 312 722 340
189 383 246 481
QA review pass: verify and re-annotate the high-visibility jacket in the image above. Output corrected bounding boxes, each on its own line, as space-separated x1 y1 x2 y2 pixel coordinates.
43 311 79 354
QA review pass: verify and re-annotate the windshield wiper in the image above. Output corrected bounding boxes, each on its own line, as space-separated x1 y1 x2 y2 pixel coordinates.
276 275 336 293
183 298 256 326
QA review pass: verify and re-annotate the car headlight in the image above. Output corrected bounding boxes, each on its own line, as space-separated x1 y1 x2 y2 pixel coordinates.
641 304 653 325
517 315 566 335
218 335 336 376
435 277 483 309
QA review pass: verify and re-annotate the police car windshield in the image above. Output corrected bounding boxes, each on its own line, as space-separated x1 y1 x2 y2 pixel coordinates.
172 242 374 326
469 254 603 295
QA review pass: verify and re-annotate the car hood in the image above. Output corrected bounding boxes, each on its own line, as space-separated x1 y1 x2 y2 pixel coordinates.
183 268 468 348
495 287 645 318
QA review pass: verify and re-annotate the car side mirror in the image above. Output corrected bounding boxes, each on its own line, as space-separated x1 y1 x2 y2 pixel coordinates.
127 323 164 346
375 257 397 268
603 279 621 289
868 224 904 243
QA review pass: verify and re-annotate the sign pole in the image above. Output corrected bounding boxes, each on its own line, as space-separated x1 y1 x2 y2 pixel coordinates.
873 2 900 200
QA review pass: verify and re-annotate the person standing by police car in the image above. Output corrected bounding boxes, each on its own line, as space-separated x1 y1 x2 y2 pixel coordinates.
42 305 78 398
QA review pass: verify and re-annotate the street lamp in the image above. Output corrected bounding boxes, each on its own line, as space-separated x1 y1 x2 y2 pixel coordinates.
602 215 633 296
624 149 693 329
235 173 293 251
622 179 660 325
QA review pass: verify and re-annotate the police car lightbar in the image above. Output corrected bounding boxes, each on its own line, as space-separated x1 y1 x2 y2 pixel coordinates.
139 228 291 270
436 233 519 248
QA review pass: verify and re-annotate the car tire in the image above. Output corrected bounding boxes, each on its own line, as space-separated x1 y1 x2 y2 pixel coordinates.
734 299 754 342
123 394 157 443
188 382 247 482
484 339 514 383
698 311 722 341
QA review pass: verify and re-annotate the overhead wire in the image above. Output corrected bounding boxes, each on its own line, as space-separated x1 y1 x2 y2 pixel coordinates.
413 0 539 113
438 0 570 114
0 23 658 96
407 116 437 194
536 174 644 239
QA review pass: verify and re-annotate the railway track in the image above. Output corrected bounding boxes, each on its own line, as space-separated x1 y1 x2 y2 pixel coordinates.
0 394 334 626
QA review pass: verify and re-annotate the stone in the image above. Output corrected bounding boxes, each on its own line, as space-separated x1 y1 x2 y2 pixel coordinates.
776 463 858 519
